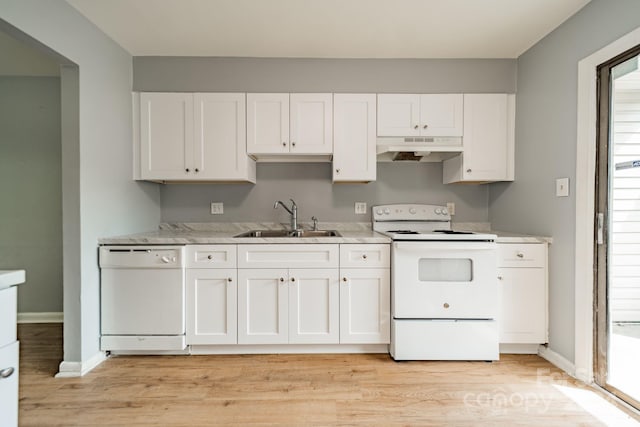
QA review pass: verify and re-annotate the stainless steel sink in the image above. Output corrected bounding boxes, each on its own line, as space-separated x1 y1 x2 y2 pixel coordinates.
234 229 341 238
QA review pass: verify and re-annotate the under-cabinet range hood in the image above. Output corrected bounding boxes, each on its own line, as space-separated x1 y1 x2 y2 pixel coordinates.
376 136 463 162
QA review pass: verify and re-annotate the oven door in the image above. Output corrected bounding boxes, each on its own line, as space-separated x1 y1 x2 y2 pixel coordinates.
392 241 497 319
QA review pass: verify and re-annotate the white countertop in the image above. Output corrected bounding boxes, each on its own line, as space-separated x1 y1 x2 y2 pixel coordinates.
491 231 553 244
0 270 26 290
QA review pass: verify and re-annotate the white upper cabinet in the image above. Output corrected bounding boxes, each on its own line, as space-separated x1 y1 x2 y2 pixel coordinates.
138 92 255 183
140 92 194 180
247 93 333 157
377 94 463 137
333 94 377 183
443 94 515 184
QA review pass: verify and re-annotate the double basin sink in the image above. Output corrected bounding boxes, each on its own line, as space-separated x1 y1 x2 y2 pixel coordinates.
234 230 341 238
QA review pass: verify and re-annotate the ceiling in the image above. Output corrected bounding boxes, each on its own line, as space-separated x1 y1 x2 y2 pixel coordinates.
66 0 591 59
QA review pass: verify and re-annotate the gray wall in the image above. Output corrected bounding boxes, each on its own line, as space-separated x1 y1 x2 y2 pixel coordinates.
0 1 161 364
488 0 640 363
161 163 489 224
0 76 62 313
135 57 516 224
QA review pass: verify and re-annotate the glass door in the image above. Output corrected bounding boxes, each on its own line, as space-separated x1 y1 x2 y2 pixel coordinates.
595 47 640 409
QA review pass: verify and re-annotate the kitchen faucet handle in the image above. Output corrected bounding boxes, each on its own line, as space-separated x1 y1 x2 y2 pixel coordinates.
290 198 297 208
311 216 318 231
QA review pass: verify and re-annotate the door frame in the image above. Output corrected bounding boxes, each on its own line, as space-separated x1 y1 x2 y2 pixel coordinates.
575 25 640 385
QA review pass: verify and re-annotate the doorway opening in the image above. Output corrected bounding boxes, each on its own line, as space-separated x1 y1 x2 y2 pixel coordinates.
595 44 640 410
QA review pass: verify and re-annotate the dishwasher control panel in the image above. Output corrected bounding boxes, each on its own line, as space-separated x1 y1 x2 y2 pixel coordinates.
99 246 185 268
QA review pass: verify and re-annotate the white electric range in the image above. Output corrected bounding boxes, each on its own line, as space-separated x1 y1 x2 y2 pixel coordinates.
373 204 499 361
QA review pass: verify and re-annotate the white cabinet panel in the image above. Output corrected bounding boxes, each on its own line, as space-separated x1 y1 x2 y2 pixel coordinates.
443 94 515 183
238 269 289 344
186 245 237 269
339 244 390 268
194 93 255 182
140 92 193 180
288 269 339 344
186 269 237 345
290 94 333 154
0 341 19 427
238 244 339 269
333 94 377 182
246 93 290 154
499 268 547 344
497 243 546 268
339 268 390 344
377 94 462 137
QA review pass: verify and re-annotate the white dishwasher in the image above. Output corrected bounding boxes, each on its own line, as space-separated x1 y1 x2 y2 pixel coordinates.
99 246 186 352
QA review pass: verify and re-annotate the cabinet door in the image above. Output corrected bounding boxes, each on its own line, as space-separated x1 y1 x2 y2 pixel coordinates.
194 93 255 182
186 269 237 345
333 94 377 182
377 94 420 136
140 92 194 180
0 341 18 427
419 94 463 136
290 93 333 154
238 269 288 344
340 268 390 344
288 269 339 344
247 93 290 154
0 287 17 347
462 94 509 181
498 267 547 344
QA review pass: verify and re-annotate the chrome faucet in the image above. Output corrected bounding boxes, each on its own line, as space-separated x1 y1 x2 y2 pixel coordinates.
274 199 298 230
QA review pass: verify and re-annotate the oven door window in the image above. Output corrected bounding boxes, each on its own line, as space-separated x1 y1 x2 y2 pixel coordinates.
418 258 473 282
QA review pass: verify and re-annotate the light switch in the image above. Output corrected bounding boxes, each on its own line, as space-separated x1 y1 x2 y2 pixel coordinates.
211 202 224 214
556 178 569 197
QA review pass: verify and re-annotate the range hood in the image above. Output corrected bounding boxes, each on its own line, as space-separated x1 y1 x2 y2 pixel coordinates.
376 136 463 162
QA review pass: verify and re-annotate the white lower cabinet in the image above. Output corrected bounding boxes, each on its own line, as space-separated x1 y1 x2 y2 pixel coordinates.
289 269 339 344
339 268 390 344
0 285 19 427
498 243 548 345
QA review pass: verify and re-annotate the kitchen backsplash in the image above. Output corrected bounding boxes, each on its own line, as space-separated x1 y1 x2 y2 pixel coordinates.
160 162 490 224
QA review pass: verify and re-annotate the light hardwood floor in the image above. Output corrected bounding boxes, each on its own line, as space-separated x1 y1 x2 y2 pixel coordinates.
17 324 638 426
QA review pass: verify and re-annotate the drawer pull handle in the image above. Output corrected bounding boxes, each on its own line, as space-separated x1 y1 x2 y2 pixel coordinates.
516 252 524 258
290 277 296 283
362 254 367 259
342 277 348 283
497 276 503 280
227 278 232 283
0 367 15 379
279 277 284 282
443 303 450 309
207 255 213 260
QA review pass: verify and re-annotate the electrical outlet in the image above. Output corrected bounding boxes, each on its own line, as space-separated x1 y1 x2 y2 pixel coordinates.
355 202 367 215
556 178 569 197
446 202 456 216
210 202 224 215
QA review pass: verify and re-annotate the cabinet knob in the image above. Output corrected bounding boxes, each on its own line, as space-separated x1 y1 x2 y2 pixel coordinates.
362 254 367 259
336 168 340 174
0 367 15 378
443 303 450 309
414 125 419 129
279 277 284 282
516 252 524 258
195 168 199 173
466 169 472 173
292 142 296 147
498 276 503 280
282 142 287 147
423 125 428 129
207 255 213 260
342 277 348 282
290 277 296 283
185 168 190 172
227 278 232 282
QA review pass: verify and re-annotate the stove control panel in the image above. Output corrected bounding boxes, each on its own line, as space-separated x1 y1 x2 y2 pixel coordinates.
372 204 451 222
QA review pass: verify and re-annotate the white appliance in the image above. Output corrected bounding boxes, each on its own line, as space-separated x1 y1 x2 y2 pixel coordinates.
99 246 187 352
373 204 499 361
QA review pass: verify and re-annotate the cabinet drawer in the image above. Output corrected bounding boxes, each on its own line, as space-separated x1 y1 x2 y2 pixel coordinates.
340 244 390 268
238 244 339 269
497 243 546 268
186 245 237 268
0 287 17 347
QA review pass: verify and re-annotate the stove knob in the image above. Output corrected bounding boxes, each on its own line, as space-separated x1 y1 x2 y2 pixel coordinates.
435 208 442 215
384 208 391 215
442 208 449 215
376 209 383 215
409 208 417 214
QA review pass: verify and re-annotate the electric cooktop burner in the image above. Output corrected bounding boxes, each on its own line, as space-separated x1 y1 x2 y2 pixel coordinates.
433 230 474 235
387 230 420 234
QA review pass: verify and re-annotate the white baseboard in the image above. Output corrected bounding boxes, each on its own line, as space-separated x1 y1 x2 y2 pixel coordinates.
55 352 106 378
538 345 577 378
500 343 540 354
18 312 63 323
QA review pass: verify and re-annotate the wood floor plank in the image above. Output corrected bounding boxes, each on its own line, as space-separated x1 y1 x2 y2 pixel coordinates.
17 324 639 426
